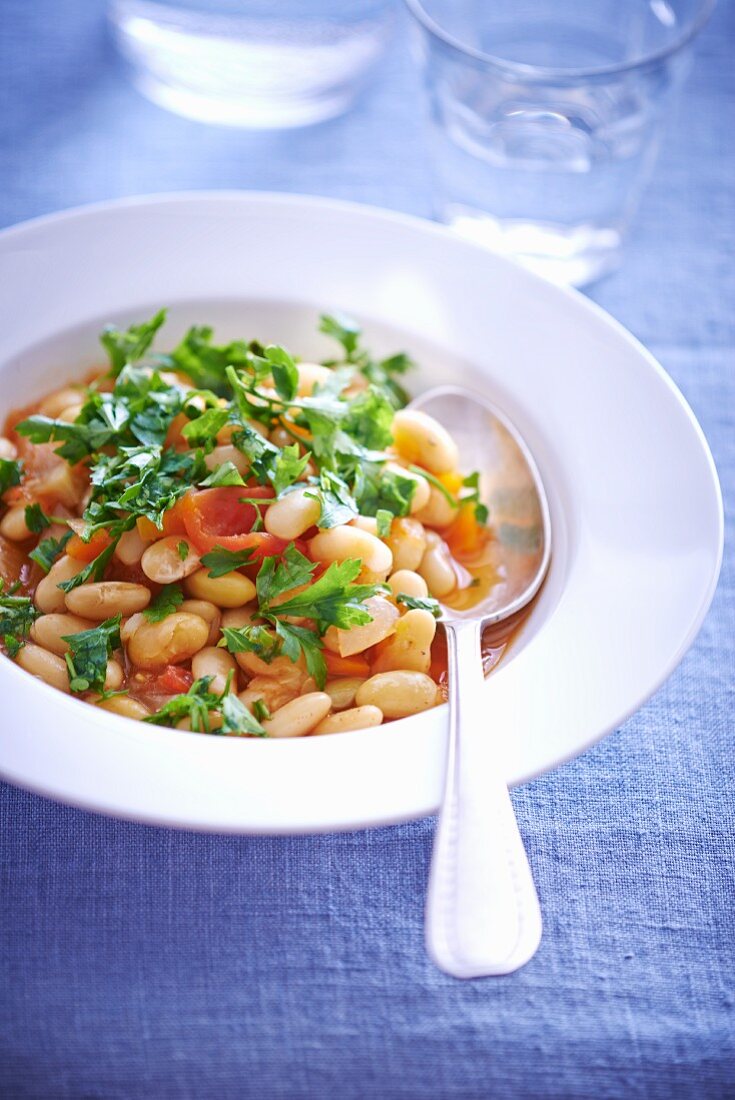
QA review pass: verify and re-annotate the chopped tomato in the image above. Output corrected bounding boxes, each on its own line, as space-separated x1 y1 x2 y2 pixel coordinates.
180 486 287 560
323 651 371 678
136 498 189 542
67 529 113 562
154 666 194 695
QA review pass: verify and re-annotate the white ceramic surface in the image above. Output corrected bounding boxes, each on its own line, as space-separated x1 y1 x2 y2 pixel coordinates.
0 193 723 833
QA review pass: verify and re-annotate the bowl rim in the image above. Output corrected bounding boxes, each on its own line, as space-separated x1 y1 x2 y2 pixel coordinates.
0 191 724 833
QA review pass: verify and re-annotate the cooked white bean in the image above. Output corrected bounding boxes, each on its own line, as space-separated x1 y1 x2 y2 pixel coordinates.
191 646 237 694
30 612 96 655
294 362 332 396
417 531 457 598
65 582 151 620
392 409 459 475
57 403 84 424
261 692 332 738
127 612 210 670
268 425 293 448
324 677 365 711
39 386 86 419
104 658 124 691
141 536 200 584
355 671 439 718
234 648 304 679
16 643 70 693
308 526 392 576
351 515 378 536
264 486 321 540
204 444 250 477
0 437 17 460
221 606 258 631
94 695 150 720
386 517 427 572
312 705 383 735
414 484 458 529
184 568 256 608
180 599 221 646
387 570 429 600
0 504 32 541
335 595 399 656
34 555 88 614
177 711 223 732
370 609 436 675
115 527 151 566
217 418 269 444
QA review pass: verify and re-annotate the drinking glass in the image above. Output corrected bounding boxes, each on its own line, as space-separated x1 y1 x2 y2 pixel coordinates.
405 0 713 286
109 0 396 128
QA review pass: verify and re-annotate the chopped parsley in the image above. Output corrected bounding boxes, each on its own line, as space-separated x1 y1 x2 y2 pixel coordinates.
24 503 51 534
200 545 256 578
63 614 122 693
144 584 184 623
0 580 38 657
29 529 73 573
0 457 22 496
395 593 443 618
144 676 266 735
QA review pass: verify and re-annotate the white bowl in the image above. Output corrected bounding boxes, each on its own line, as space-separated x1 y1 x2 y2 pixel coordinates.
0 193 723 833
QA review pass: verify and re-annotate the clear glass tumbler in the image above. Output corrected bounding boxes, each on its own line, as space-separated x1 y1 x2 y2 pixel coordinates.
109 0 396 128
405 0 713 286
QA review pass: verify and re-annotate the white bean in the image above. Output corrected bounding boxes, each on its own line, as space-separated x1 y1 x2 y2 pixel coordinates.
414 484 459 529
264 486 321 540
386 517 427 572
355 671 439 718
417 531 457 598
65 582 151 620
141 536 200 584
308 526 392 576
392 409 459 475
30 612 96 655
184 568 256 608
34 555 87 614
0 504 32 541
335 595 399 656
312 705 383 735
180 599 221 646
127 612 210 670
261 692 332 738
114 527 151 566
383 462 431 514
370 609 436 675
94 695 150 720
191 646 237 694
204 444 250 477
387 570 429 600
16 643 69 693
324 677 365 711
0 437 17 460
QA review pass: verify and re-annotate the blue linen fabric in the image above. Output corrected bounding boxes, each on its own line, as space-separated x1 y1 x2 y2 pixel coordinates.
1 1 734 1096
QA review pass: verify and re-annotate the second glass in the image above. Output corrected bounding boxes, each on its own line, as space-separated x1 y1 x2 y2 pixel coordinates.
405 0 713 286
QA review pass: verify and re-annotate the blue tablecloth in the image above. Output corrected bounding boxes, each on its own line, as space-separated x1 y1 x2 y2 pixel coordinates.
1 3 733 1096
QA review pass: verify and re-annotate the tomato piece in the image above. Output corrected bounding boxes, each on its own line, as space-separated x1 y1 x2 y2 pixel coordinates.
445 502 483 558
136 497 189 542
323 651 371 678
180 487 285 559
155 666 194 695
67 529 113 563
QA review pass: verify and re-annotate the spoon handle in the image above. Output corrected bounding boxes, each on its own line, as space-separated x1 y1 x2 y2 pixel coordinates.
425 618 542 978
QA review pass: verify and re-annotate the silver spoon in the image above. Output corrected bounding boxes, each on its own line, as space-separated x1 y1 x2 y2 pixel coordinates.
409 385 551 978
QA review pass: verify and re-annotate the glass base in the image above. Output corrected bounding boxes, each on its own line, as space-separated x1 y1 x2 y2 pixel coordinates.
130 70 355 129
442 207 623 288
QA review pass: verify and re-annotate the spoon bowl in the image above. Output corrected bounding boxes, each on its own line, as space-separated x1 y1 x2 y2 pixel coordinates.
409 384 552 978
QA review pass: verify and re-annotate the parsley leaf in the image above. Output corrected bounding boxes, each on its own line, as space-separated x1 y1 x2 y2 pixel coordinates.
220 624 280 661
144 584 184 623
265 345 299 402
0 457 22 496
408 465 458 509
29 529 73 573
259 551 377 631
63 614 121 693
181 407 230 448
353 462 416 518
200 545 256 578
376 509 393 538
167 326 252 395
461 471 489 525
304 470 358 529
24 503 51 534
144 676 265 735
199 461 247 488
0 582 38 657
273 619 327 687
101 309 167 377
395 593 442 618
57 527 127 594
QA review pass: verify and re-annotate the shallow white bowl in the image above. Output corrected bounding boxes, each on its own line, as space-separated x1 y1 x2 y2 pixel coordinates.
0 193 723 833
